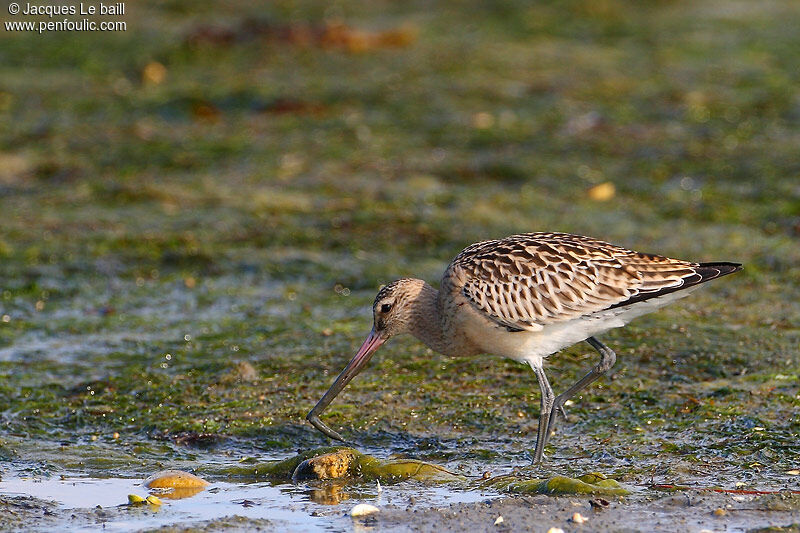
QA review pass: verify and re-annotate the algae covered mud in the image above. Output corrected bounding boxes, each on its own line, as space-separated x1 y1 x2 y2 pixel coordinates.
1 446 798 531
1 0 799 530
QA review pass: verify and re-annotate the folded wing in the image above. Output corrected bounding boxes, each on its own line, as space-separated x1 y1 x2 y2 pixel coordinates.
445 233 739 332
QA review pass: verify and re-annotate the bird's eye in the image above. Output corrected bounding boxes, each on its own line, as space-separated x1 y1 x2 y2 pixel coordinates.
380 303 392 313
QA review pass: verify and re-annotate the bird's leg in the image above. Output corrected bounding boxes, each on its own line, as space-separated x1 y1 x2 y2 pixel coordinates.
530 364 555 464
538 368 569 421
542 336 617 449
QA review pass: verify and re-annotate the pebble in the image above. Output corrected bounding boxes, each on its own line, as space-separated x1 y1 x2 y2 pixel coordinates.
572 512 588 524
494 516 504 525
350 503 380 517
588 182 616 202
144 470 210 489
546 528 565 533
589 498 610 509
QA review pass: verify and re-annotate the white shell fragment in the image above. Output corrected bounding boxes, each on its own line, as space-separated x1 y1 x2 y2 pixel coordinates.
494 516 504 525
546 528 565 533
350 503 380 517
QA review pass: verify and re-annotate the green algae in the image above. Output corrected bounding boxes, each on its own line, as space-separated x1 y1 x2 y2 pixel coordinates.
219 446 351 480
292 449 464 483
483 472 629 496
209 446 628 495
211 446 463 483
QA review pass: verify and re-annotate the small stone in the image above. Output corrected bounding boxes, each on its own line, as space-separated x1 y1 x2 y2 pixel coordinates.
350 503 379 517
472 112 494 129
145 495 162 505
589 498 610 509
234 361 259 382
546 528 565 533
494 516 504 525
713 508 727 517
142 61 167 85
587 182 615 202
144 470 210 489
786 469 800 475
571 512 588 524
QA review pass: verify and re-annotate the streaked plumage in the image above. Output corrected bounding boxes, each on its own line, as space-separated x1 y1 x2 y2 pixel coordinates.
308 232 741 463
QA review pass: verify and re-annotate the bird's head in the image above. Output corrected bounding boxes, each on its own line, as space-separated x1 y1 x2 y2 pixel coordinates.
370 278 425 340
306 278 427 442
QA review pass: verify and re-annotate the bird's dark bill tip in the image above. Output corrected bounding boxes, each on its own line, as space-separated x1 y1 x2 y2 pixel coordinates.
307 412 347 442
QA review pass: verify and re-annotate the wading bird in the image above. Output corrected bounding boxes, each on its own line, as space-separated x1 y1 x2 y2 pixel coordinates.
307 232 741 463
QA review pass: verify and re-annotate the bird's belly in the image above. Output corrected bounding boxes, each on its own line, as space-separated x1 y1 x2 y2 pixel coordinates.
458 288 697 366
466 319 608 366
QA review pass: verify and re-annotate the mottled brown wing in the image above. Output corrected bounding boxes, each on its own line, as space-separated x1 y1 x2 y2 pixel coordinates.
446 233 700 331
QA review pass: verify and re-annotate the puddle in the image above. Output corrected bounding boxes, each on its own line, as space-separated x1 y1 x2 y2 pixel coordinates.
0 473 497 532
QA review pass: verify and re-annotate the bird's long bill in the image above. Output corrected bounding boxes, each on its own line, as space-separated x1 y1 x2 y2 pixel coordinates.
306 329 385 441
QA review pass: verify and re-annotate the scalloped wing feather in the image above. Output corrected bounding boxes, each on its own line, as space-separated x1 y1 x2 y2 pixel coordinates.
446 233 702 330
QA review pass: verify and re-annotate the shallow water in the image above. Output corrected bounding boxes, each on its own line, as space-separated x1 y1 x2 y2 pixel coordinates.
0 471 498 532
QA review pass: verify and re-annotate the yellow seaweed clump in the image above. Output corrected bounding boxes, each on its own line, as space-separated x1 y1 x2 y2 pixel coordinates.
291 448 464 483
220 446 462 483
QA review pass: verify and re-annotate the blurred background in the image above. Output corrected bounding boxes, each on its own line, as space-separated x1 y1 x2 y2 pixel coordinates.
0 0 798 484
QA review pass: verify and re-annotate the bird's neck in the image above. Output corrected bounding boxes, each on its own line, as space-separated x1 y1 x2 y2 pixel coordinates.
407 281 448 355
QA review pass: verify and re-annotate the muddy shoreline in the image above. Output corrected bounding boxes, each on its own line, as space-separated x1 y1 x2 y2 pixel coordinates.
3 485 799 532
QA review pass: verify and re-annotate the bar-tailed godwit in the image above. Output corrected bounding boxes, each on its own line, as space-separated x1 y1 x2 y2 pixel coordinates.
307 232 741 463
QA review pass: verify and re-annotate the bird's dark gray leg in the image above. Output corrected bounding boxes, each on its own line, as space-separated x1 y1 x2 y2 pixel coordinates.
542 337 617 450
537 370 569 422
531 364 555 464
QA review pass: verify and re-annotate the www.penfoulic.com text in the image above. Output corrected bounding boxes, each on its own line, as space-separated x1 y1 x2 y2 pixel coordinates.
5 3 127 33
